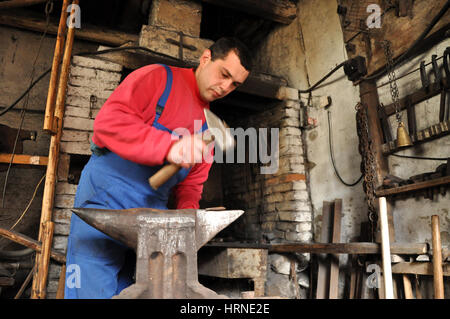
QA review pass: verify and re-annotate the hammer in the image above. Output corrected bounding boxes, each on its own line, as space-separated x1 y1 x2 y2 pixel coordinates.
148 109 234 190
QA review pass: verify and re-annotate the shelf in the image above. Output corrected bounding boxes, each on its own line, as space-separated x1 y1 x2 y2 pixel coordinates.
0 153 48 166
382 120 450 155
375 175 450 197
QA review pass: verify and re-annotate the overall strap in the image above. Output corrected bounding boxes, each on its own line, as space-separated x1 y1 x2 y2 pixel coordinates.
152 64 173 133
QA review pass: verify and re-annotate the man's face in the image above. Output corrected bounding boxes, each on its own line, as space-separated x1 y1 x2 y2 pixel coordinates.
195 49 249 102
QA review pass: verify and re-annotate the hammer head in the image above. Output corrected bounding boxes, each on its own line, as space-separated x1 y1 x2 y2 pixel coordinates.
203 108 235 151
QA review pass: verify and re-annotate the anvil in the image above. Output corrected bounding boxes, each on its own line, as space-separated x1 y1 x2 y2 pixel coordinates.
71 207 244 299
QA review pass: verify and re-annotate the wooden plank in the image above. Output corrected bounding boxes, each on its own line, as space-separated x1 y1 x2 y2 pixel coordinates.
392 262 450 276
316 201 332 299
0 228 66 264
403 275 414 299
0 153 48 166
201 0 297 25
206 241 429 255
381 80 447 118
198 247 268 296
375 176 450 197
0 10 138 47
329 199 342 299
198 247 267 279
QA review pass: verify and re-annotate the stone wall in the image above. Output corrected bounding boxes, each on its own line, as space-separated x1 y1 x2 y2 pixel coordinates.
46 55 123 299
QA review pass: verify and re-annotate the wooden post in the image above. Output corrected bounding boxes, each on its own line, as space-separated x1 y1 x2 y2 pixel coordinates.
431 215 444 299
402 275 414 299
31 0 78 299
379 197 394 299
43 0 70 133
56 264 66 299
359 80 396 242
329 199 342 299
316 201 332 299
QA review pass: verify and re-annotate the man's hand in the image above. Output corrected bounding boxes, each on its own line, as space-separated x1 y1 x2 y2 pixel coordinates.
166 134 206 169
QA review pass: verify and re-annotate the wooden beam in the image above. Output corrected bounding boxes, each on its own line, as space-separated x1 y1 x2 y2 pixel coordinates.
201 0 297 25
0 228 66 264
0 0 48 10
392 262 450 276
0 153 48 166
381 79 447 117
206 241 429 255
316 201 332 299
0 10 138 46
375 176 450 197
93 46 293 101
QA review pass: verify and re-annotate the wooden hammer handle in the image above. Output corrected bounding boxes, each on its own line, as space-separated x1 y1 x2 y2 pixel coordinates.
148 163 181 190
148 135 214 190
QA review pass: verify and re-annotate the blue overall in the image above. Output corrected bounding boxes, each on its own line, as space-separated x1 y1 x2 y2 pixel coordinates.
64 65 207 299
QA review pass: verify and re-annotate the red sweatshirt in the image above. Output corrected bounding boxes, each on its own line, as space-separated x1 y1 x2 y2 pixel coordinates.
92 64 212 209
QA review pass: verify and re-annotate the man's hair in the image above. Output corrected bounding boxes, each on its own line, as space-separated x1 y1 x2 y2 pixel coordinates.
209 37 253 72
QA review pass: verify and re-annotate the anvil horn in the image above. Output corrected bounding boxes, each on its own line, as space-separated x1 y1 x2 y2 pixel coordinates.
195 209 244 249
71 207 142 250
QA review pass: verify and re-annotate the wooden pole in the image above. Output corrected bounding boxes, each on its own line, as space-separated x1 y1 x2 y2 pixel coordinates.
43 0 70 133
55 264 66 299
402 275 414 299
0 228 65 263
316 201 332 299
431 215 444 299
379 197 394 299
31 221 54 299
31 0 78 299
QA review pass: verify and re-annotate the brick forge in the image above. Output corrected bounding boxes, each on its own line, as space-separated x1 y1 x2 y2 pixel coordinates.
221 100 313 246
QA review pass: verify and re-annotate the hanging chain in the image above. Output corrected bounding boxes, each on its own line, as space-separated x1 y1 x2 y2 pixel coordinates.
381 40 402 123
356 102 377 241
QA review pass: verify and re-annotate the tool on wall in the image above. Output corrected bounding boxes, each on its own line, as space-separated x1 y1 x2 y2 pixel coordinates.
148 108 235 190
440 47 450 122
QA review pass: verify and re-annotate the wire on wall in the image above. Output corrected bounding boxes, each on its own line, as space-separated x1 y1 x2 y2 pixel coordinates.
327 110 364 187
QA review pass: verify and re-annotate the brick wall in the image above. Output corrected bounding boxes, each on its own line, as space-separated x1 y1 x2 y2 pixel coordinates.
46 55 123 299
222 100 313 245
